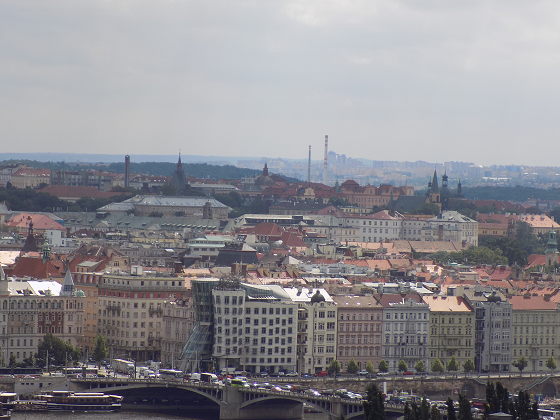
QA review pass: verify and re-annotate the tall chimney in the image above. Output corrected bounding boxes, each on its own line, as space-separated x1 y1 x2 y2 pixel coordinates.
124 155 130 188
308 145 311 184
323 135 328 185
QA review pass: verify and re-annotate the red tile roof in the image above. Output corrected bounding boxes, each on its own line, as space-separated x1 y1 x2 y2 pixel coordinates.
10 256 64 279
7 213 65 231
509 295 559 310
39 185 128 200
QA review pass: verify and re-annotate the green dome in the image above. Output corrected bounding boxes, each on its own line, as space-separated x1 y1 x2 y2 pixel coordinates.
76 289 86 297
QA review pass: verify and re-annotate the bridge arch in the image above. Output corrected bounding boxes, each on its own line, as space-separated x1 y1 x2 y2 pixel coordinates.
240 394 330 416
543 382 557 398
78 383 222 406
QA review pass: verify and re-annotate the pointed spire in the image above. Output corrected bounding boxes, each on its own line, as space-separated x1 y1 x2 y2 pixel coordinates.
60 266 75 297
177 152 183 173
431 169 439 193
263 163 269 177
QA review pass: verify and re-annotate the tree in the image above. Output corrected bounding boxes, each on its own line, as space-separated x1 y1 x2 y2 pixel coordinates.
515 390 533 420
36 333 80 367
378 359 389 373
411 401 420 420
8 354 16 368
365 361 374 374
447 356 459 373
486 381 499 413
431 358 444 373
496 382 510 414
328 359 341 375
420 397 430 420
346 357 359 374
398 359 408 373
446 397 457 420
415 360 426 373
546 356 557 373
531 401 539 420
92 334 108 369
430 403 441 420
363 383 385 420
513 356 528 373
462 358 475 374
160 183 178 196
457 393 472 420
403 402 412 420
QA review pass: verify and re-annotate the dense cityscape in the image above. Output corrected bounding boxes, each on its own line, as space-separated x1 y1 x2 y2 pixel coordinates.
0 153 559 418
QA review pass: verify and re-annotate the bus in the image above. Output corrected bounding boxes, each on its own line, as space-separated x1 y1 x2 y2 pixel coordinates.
63 367 99 378
159 369 183 381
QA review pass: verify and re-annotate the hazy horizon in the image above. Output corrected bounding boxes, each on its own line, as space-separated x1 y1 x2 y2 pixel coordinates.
2 1 560 166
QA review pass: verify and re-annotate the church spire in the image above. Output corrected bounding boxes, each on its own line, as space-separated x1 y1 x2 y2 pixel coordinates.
263 163 269 177
431 169 439 193
60 264 75 297
177 152 183 173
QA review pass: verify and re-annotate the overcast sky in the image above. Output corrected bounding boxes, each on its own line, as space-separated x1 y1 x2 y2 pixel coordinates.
2 0 560 166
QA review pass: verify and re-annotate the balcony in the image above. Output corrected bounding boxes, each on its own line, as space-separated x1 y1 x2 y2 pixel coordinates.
106 305 121 314
149 307 163 317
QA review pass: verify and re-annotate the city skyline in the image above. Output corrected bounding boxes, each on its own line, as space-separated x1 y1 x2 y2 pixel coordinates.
2 1 560 166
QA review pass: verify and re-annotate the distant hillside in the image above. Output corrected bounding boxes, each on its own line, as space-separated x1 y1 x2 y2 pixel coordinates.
0 160 262 180
108 162 260 179
463 186 560 202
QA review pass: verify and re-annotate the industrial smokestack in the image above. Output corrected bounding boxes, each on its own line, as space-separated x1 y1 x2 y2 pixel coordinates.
323 135 328 185
308 145 311 184
124 155 130 188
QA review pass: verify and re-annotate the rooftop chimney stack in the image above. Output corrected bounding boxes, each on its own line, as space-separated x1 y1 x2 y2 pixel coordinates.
124 155 130 188
308 145 311 184
323 135 328 185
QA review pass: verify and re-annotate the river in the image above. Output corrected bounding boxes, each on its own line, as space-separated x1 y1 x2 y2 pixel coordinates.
10 410 331 420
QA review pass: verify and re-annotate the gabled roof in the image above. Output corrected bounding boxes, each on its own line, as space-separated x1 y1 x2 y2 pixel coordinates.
423 295 472 312
10 256 64 279
390 195 429 213
7 213 65 231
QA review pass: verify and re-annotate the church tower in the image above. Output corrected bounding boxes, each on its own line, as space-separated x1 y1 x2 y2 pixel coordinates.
60 265 76 297
545 227 559 266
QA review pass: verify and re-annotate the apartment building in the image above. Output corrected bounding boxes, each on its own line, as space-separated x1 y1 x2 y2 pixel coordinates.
424 295 475 371
331 295 383 372
423 211 478 246
212 283 297 374
161 295 195 369
343 210 404 243
10 168 51 189
98 274 188 362
284 287 338 375
510 295 560 372
464 287 512 373
0 268 84 364
379 294 429 373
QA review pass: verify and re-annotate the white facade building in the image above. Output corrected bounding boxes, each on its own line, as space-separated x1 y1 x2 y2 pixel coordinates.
212 284 297 374
284 287 338 375
381 297 429 373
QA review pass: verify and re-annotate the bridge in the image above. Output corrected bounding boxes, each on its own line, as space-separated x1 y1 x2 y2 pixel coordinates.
73 378 368 420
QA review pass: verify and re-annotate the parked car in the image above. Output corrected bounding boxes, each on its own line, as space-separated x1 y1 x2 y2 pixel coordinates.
315 371 329 377
403 371 414 376
285 372 298 377
358 370 369 376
